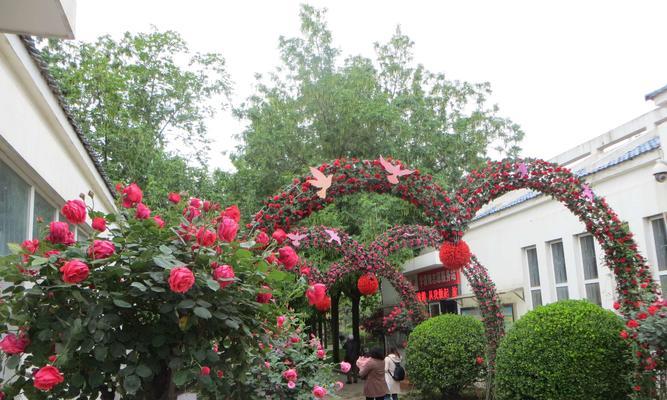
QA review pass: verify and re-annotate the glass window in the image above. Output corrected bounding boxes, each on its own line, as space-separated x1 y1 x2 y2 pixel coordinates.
651 218 667 270
585 283 602 306
661 275 667 295
580 235 598 280
429 303 440 317
551 242 568 284
526 248 540 287
33 191 55 239
460 307 481 318
531 289 542 308
556 286 569 300
0 160 30 256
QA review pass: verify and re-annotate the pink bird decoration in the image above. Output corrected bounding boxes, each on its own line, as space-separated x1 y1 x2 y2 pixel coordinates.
581 184 594 201
379 156 414 185
287 232 308 247
324 229 341 245
517 162 528 178
307 167 333 199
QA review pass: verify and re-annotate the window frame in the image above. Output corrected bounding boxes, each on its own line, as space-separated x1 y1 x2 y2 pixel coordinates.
524 246 543 309
548 240 570 301
577 233 602 306
648 214 667 294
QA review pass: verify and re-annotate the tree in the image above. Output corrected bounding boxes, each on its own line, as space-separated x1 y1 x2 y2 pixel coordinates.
38 30 231 205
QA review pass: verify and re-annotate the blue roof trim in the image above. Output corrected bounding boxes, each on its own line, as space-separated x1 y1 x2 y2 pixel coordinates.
473 137 661 221
646 84 667 101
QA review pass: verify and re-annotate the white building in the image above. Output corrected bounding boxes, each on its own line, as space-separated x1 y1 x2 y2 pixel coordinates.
384 88 667 326
0 0 115 256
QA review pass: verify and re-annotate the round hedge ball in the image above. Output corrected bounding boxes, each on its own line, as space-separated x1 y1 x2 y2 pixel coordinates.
495 300 633 400
406 314 486 397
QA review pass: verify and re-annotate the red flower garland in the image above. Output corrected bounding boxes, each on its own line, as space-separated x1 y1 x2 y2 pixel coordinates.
357 273 379 296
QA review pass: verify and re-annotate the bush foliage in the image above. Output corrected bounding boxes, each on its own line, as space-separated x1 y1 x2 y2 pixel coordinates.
406 314 485 396
495 300 633 400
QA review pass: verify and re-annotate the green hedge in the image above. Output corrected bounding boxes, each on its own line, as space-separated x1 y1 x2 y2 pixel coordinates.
495 300 633 400
406 314 486 396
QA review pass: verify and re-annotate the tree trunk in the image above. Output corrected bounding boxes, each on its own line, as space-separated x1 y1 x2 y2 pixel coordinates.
149 365 178 400
331 292 340 363
351 289 361 354
323 315 328 350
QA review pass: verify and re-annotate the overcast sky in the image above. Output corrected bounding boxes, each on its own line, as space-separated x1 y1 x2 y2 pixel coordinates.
76 0 667 171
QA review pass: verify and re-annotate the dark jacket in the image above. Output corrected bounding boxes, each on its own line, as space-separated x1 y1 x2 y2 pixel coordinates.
343 338 359 362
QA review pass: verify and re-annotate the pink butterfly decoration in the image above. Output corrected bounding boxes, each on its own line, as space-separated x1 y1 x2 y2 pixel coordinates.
581 184 594 201
307 167 333 199
379 156 414 185
287 232 308 247
517 162 528 178
324 229 341 245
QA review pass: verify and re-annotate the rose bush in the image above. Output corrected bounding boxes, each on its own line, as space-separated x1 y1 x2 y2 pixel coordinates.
0 185 334 399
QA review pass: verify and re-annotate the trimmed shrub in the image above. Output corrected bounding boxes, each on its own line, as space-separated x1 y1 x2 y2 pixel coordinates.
406 314 486 397
495 300 633 400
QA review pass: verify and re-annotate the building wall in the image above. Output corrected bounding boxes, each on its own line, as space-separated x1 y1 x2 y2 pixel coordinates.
0 33 114 253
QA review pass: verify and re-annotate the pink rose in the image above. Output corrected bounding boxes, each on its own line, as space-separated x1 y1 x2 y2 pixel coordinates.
316 348 325 359
282 368 298 382
200 366 211 376
196 227 217 247
46 221 74 245
221 205 241 223
61 199 87 224
183 206 201 222
203 200 212 212
21 239 39 254
33 365 64 391
312 385 327 398
168 267 195 294
256 285 272 303
168 192 181 204
59 260 90 284
300 266 311 277
190 198 202 208
256 232 270 247
0 333 30 355
287 381 296 389
135 203 151 219
44 250 60 258
277 246 299 270
212 264 235 289
91 217 107 232
277 315 286 328
272 229 287 244
306 283 327 305
264 361 271 368
122 183 143 208
335 381 345 391
217 217 238 242
153 215 165 228
88 240 115 259
340 361 351 373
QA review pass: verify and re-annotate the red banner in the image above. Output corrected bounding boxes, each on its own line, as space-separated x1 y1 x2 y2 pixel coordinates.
416 286 459 302
417 268 460 291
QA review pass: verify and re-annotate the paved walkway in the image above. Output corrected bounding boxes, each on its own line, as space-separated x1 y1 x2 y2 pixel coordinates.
336 381 365 399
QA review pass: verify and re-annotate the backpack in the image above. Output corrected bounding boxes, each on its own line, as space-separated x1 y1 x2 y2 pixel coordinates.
391 360 405 381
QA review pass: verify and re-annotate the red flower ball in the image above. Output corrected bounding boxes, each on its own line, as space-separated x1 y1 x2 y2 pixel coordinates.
438 240 471 270
357 273 379 296
315 295 331 312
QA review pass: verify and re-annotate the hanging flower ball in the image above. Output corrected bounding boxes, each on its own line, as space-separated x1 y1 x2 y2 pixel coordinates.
315 295 331 312
439 240 471 270
358 273 379 296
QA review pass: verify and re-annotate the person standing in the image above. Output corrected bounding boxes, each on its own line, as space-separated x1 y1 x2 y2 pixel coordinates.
384 347 402 400
342 334 359 384
358 347 388 400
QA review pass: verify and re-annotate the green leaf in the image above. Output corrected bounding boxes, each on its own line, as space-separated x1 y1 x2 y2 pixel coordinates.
235 249 253 260
123 375 141 394
6 243 22 255
172 370 190 386
113 298 132 308
135 364 152 378
31 256 48 266
177 299 195 309
130 282 147 292
267 270 288 282
94 345 108 361
5 355 19 369
153 256 174 269
224 319 239 329
159 245 173 255
194 307 212 319
206 279 220 291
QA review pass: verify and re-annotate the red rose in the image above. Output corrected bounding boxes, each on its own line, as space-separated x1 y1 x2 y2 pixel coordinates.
0 333 30 354
33 365 64 391
87 240 115 260
200 366 211 376
196 227 217 247
613 302 620 310
153 215 165 228
61 199 86 224
203 200 212 212
60 260 90 284
168 267 195 294
306 284 327 305
257 285 273 303
648 305 659 316
190 198 202 208
212 264 235 289
217 217 238 243
312 385 327 398
91 217 107 232
46 221 75 245
122 183 143 208
256 232 270 247
44 250 60 258
476 356 484 365
221 205 241 223
168 192 181 204
183 206 201 222
135 203 151 219
21 239 39 254
620 330 629 339
272 229 287 244
216 370 223 378
277 246 299 270
282 368 298 382
626 319 639 328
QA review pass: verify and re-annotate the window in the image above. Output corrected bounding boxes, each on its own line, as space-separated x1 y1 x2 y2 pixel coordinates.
428 303 441 317
579 235 601 306
461 304 515 330
33 191 56 239
550 241 569 300
525 247 542 308
651 216 667 293
1 159 31 255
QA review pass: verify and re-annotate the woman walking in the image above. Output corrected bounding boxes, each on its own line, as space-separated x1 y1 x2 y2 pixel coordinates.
384 347 402 400
358 347 388 400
